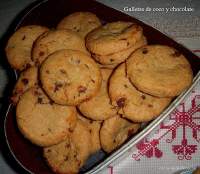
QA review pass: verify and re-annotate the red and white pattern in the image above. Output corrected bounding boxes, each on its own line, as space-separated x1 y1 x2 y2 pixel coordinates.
132 93 200 161
102 71 200 174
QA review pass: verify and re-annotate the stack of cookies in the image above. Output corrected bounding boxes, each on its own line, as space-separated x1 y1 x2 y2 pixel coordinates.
86 21 147 68
5 11 193 174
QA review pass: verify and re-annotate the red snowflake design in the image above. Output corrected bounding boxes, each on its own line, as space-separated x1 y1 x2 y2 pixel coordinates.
132 139 162 160
132 94 200 160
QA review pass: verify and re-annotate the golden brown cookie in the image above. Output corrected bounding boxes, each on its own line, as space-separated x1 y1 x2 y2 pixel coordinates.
57 11 101 38
5 25 49 70
100 115 140 153
11 66 38 104
92 36 147 65
86 21 143 55
78 68 117 120
40 49 102 105
43 120 91 174
126 45 193 97
77 113 102 154
32 29 89 65
109 63 172 122
16 87 77 147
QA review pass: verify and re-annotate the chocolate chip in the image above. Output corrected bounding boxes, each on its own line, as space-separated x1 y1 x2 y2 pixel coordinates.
47 149 51 153
120 38 127 40
124 84 128 88
142 48 148 54
110 59 114 62
65 143 70 148
76 59 80 64
91 79 95 83
46 70 50 74
68 128 73 133
117 97 126 107
148 104 153 108
64 156 69 161
73 26 80 32
22 35 26 40
54 82 63 92
141 95 146 100
77 160 81 167
171 51 181 57
21 78 29 85
128 128 135 136
113 139 116 143
78 86 87 93
84 64 89 69
39 51 44 57
89 129 92 133
37 97 43 104
35 60 40 66
60 69 66 74
49 100 54 105
25 63 31 69
127 42 130 46
34 90 40 96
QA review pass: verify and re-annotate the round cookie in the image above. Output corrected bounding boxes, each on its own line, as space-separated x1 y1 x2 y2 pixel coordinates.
11 66 38 104
57 11 101 38
126 45 193 97
92 36 147 65
43 120 91 174
109 63 172 122
78 113 102 154
100 115 140 153
78 68 117 120
86 21 143 55
16 87 77 147
40 49 102 105
5 25 49 70
32 29 89 65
